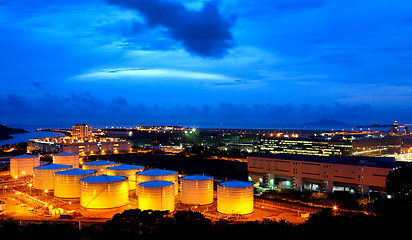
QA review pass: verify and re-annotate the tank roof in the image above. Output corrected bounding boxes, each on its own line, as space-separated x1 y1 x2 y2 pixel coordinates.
139 180 174 188
107 164 144 170
83 160 116 166
80 174 127 183
55 168 95 176
138 169 177 176
34 164 72 170
55 152 78 156
12 154 38 159
183 174 213 181
220 181 253 188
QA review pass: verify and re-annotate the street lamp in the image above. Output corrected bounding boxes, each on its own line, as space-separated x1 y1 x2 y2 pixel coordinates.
45 189 48 206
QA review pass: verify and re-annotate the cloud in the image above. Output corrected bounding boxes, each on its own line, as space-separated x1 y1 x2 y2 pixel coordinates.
106 0 236 58
74 67 237 82
1 92 408 127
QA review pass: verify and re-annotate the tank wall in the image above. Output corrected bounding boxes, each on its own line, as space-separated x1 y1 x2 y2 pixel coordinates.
137 183 175 211
54 155 79 168
217 185 254 214
82 164 116 175
10 157 40 178
34 168 70 191
106 168 143 190
80 180 129 209
181 179 214 205
136 173 178 196
54 173 94 198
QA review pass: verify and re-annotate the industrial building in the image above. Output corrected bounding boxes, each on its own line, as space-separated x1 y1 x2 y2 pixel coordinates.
258 136 401 157
72 124 92 139
248 153 400 194
28 137 131 155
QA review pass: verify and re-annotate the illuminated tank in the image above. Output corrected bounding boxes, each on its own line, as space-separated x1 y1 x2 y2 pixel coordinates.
54 168 96 198
33 164 72 191
53 152 80 168
82 160 116 175
137 181 175 212
10 154 40 178
136 169 178 196
181 175 214 205
217 181 254 215
106 164 144 190
80 175 129 209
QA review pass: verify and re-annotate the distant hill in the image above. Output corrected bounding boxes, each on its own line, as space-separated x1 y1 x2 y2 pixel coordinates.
356 123 393 128
305 118 347 126
0 125 28 140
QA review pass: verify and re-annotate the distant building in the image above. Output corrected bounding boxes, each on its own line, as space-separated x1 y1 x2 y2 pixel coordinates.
248 153 400 195
258 136 401 157
72 124 92 139
28 137 131 155
226 142 258 153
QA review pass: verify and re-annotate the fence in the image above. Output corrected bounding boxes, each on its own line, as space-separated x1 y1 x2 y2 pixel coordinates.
254 197 321 214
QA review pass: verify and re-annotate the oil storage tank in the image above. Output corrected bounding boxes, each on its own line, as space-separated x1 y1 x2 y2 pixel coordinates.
33 164 72 191
80 175 129 209
82 160 116 175
10 155 40 178
106 164 144 190
53 152 80 168
54 169 96 198
137 181 175 212
181 175 214 205
217 181 254 215
136 169 178 196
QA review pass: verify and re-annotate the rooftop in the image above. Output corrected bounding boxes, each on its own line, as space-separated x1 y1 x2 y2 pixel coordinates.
107 164 144 170
138 180 174 188
183 174 213 181
80 174 126 183
251 153 399 169
55 168 95 176
34 164 72 170
83 160 116 166
138 169 177 176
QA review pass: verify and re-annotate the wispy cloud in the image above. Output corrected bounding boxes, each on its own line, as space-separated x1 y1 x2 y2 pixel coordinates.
74 68 238 82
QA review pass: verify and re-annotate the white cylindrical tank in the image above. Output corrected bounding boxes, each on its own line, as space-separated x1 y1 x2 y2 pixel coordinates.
54 169 96 198
106 164 144 190
10 155 40 178
136 169 178 196
80 175 129 209
33 164 72 191
54 152 80 168
137 181 175 212
82 160 116 175
181 175 214 205
217 181 254 215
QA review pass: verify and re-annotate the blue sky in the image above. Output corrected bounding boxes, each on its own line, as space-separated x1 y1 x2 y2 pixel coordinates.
1 0 412 128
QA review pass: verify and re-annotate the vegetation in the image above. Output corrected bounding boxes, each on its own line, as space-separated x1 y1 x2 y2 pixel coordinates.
260 189 374 212
0 142 28 156
1 207 408 240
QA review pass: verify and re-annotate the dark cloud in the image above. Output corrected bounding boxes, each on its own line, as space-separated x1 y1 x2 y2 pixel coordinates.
106 0 236 58
0 92 408 127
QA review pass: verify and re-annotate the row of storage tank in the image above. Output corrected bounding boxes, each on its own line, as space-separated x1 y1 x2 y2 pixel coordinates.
10 155 254 215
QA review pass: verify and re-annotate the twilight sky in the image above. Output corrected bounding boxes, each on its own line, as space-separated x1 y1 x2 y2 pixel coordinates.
1 0 412 128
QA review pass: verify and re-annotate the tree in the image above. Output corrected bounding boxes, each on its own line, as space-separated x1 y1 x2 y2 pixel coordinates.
386 164 412 201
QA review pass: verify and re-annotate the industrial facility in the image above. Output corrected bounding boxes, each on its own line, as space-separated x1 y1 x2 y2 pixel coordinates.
0 152 260 222
248 153 400 194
